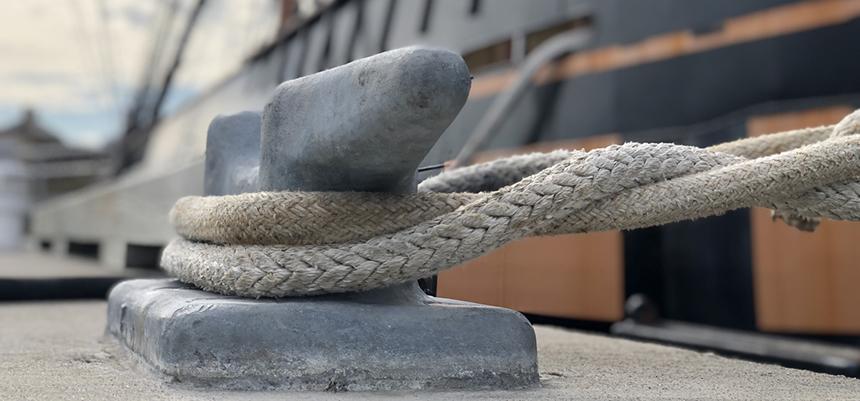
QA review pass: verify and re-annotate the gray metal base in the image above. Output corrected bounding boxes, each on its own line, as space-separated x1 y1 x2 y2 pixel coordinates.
106 279 538 391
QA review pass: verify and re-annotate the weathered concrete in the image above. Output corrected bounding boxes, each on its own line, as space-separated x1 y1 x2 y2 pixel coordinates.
108 46 538 391
204 111 262 196
5 300 860 400
107 279 536 390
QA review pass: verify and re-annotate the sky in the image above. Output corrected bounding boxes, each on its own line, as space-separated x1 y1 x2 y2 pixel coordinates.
0 0 280 150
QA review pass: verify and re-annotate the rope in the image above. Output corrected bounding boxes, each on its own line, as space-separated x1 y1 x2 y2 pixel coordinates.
162 110 860 298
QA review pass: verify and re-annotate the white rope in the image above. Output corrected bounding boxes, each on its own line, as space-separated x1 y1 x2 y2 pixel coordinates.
162 110 860 297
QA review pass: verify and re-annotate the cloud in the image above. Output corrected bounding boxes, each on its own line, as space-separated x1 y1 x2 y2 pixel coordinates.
174 0 281 90
0 0 155 114
0 0 280 149
119 4 155 28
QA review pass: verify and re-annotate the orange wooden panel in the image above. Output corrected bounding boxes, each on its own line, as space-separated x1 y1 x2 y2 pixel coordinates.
438 134 624 321
503 233 624 321
746 106 852 135
748 106 860 333
438 232 624 321
438 244 507 307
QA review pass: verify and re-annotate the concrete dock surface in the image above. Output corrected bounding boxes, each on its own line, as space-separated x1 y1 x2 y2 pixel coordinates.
0 252 161 301
0 252 132 279
1 299 859 400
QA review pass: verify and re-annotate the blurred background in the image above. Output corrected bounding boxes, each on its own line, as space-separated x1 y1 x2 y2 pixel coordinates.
1 0 859 377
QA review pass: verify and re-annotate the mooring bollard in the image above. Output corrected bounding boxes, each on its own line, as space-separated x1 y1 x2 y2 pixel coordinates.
106 46 538 391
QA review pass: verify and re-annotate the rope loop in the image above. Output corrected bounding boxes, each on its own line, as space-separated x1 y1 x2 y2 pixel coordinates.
162 109 860 297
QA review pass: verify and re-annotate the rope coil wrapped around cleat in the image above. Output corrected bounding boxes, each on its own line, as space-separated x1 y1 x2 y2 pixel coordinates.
162 110 860 297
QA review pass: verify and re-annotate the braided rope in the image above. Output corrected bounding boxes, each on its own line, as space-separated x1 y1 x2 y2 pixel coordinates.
162 110 860 297
171 192 476 245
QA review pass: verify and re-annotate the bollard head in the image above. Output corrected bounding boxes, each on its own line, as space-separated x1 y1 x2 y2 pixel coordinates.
204 111 262 196
260 46 471 193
